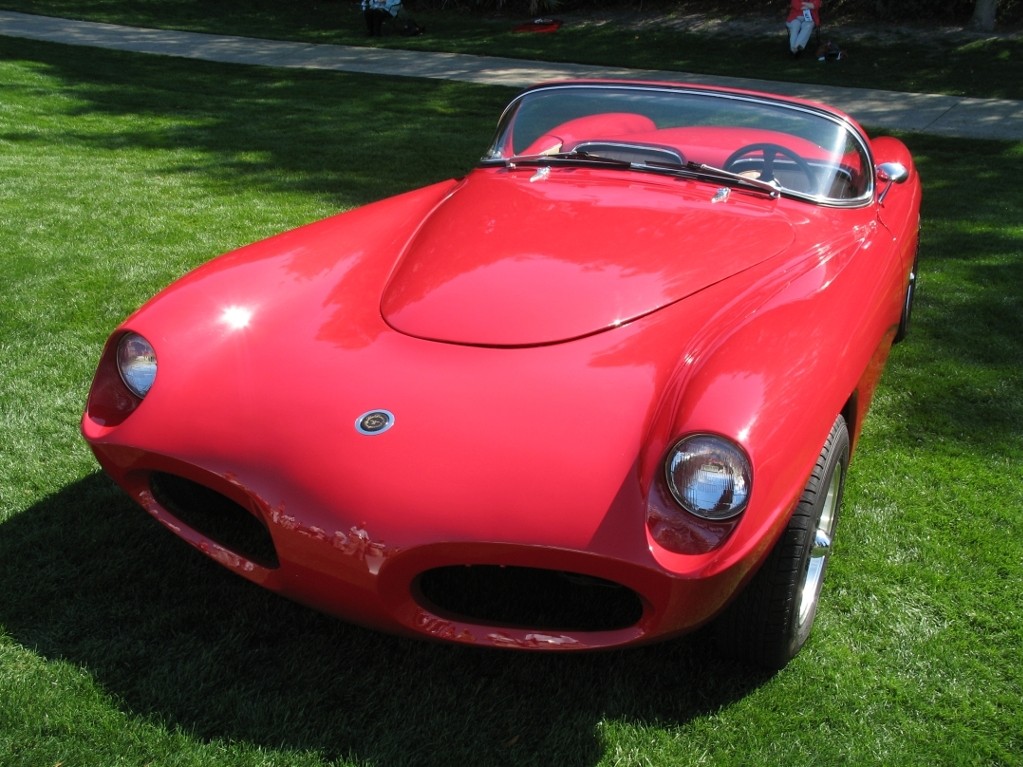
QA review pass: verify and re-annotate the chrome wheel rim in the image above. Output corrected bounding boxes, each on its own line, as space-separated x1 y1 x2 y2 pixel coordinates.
796 464 843 630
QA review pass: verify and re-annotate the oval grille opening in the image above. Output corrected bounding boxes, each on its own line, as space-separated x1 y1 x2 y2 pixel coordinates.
417 565 643 632
150 472 279 569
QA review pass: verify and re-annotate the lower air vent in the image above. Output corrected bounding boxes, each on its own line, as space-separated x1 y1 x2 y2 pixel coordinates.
150 472 279 569
417 565 643 632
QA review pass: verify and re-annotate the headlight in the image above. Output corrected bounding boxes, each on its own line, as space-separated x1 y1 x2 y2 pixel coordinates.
664 434 751 520
116 332 157 398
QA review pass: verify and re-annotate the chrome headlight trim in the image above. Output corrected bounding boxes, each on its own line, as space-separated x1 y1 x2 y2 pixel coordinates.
116 332 158 399
664 434 752 520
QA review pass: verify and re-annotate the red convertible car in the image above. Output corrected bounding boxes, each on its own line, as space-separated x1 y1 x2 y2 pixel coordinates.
82 81 920 668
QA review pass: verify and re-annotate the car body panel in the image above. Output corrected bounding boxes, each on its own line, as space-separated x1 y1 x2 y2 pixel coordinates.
381 170 795 345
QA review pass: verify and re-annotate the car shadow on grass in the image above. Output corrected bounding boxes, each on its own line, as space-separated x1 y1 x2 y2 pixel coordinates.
0 472 773 767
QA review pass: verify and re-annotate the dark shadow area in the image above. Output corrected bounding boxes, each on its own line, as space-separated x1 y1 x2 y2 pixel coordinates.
882 135 1023 452
0 474 773 766
0 35 513 211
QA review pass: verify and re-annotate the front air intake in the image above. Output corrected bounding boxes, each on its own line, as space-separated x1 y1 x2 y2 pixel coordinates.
417 565 643 632
150 472 279 569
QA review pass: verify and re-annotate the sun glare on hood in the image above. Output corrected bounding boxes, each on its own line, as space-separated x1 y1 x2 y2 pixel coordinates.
220 305 254 331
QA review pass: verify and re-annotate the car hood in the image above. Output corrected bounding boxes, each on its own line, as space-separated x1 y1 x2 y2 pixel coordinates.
381 169 795 346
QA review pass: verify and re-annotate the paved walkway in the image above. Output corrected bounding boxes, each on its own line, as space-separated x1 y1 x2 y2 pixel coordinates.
2 10 1021 140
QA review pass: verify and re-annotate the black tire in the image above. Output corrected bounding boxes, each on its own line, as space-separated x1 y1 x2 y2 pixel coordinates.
893 251 919 344
712 415 850 669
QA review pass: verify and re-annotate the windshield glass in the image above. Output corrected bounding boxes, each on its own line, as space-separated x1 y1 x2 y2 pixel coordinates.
482 83 873 205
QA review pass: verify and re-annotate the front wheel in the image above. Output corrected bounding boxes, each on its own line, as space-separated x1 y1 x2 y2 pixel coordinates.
712 415 850 669
894 252 919 344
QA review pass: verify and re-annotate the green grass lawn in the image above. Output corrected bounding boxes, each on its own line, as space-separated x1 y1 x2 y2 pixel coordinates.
1 31 1022 767
2 0 1023 99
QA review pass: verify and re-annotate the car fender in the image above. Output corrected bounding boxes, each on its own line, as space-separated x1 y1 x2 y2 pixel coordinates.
644 219 903 589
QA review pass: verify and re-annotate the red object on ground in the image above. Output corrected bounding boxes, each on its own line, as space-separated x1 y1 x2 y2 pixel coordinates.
513 18 562 33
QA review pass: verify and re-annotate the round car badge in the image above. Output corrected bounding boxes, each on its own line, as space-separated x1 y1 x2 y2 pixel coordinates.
356 409 395 436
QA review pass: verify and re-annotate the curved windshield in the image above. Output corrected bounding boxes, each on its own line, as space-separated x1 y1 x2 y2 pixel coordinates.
482 83 873 205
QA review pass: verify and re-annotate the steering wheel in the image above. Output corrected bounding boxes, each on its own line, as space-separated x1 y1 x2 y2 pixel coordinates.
723 142 815 190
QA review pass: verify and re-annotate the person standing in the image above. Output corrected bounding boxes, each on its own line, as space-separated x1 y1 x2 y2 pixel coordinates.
786 0 821 57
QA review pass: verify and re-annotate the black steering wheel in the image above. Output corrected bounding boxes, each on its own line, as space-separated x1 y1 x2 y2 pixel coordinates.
723 142 815 191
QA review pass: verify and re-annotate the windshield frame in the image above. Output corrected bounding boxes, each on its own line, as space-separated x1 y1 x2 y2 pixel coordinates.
480 81 876 208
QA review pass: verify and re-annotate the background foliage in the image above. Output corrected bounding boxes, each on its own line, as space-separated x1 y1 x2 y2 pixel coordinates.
408 0 1023 26
683 0 1023 23
3 0 1021 100
3 0 1022 24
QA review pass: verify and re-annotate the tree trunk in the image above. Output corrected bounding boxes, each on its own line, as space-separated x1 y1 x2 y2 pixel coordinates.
970 0 998 31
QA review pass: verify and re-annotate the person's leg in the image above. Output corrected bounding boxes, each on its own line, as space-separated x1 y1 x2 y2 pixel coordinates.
794 20 815 52
786 19 802 53
367 9 386 35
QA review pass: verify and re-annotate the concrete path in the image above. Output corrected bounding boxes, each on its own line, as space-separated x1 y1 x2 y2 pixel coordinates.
2 10 1021 140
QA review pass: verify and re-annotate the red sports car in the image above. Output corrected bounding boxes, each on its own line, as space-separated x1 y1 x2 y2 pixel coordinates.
82 81 921 668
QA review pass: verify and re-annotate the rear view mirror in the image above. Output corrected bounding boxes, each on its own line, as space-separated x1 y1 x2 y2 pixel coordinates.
876 162 909 204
